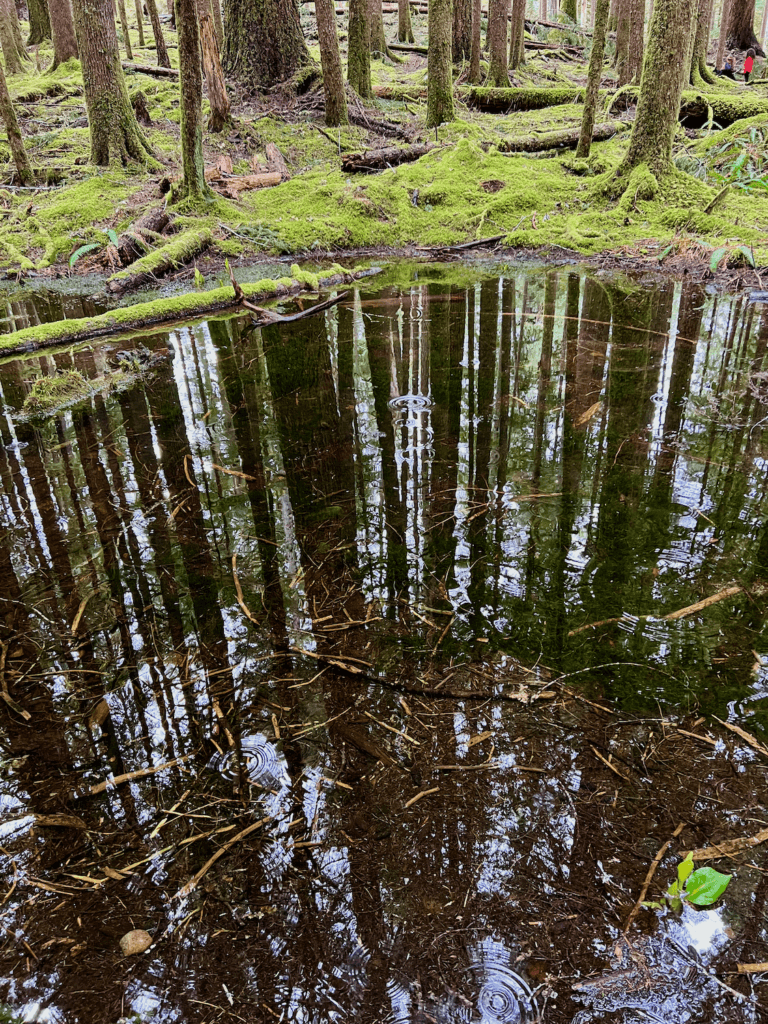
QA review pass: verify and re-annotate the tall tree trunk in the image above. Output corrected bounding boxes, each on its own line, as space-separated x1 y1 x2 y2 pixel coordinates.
175 0 210 200
728 0 764 52
625 0 644 82
469 0 481 80
211 0 223 45
576 0 609 156
133 0 146 44
616 0 696 180
316 0 348 125
690 0 717 83
561 0 577 18
369 0 388 54
116 0 134 59
8 0 28 55
452 0 470 56
426 0 454 126
400 0 415 40
200 10 229 129
509 0 525 66
71 0 155 165
49 0 79 67
615 0 630 79
0 59 33 183
27 0 52 44
348 0 372 96
716 0 731 65
0 0 28 72
146 0 171 66
487 0 509 85
223 0 309 88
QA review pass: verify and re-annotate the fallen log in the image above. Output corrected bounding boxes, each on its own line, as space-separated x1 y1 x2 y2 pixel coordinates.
466 85 583 112
0 266 383 356
494 119 627 152
389 42 429 54
228 262 349 324
207 171 283 197
341 142 435 171
107 227 213 294
373 84 427 100
525 16 592 35
116 205 173 266
122 61 179 77
609 86 768 128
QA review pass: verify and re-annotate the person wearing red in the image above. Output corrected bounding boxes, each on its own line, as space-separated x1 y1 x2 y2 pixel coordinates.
744 48 755 83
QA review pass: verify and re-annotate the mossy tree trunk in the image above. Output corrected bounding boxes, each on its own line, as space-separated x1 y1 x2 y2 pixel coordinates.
174 0 211 201
348 0 372 97
487 0 509 85
133 0 146 45
625 0 644 82
727 0 764 53
27 0 52 45
49 0 79 67
561 0 577 19
616 0 697 180
690 0 717 84
146 0 171 67
369 0 392 56
316 0 348 124
71 0 155 165
716 0 731 66
199 11 229 129
223 0 309 88
469 0 481 80
426 0 455 125
0 58 33 183
8 0 29 55
452 0 470 57
116 0 134 60
211 0 223 46
400 0 415 41
576 0 609 156
0 0 28 73
509 0 525 66
615 0 630 80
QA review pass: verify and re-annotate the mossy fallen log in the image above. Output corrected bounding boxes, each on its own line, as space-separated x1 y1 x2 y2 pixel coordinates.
0 266 382 356
342 143 435 171
107 227 213 294
495 119 628 152
465 86 583 112
609 86 768 127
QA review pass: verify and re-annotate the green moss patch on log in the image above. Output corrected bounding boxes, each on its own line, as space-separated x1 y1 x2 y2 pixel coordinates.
466 86 584 112
107 227 213 292
20 367 135 418
609 86 768 127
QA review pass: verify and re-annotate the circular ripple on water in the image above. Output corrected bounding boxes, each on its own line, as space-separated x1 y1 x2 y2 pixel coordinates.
388 393 433 411
469 940 540 1024
208 734 286 788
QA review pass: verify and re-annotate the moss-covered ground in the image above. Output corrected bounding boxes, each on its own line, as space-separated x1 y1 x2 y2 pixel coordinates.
1 8 768 285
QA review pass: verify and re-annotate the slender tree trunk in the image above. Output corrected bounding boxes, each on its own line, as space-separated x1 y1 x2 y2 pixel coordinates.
616 0 697 180
348 0 372 96
727 0 763 52
716 0 731 66
509 0 526 66
116 0 134 59
690 0 717 83
561 0 577 18
174 0 210 200
211 0 223 46
224 0 309 87
452 0 470 56
27 0 52 44
624 0 644 82
426 0 454 126
0 0 28 72
316 0 348 125
400 0 415 40
0 59 33 183
369 0 388 54
199 11 229 129
132 0 143 45
146 0 170 66
487 0 509 85
576 0 609 157
8 0 28 55
469 0 481 80
71 0 155 165
49 0 79 67
615 0 630 79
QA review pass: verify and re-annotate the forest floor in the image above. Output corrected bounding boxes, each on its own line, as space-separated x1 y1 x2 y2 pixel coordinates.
2 7 768 297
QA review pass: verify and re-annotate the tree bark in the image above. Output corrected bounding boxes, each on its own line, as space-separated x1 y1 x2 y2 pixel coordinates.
49 0 79 67
27 0 52 44
625 0 644 83
0 58 33 183
452 0 469 57
316 0 348 124
223 0 310 88
133 0 146 44
727 0 763 53
199 10 229 129
615 0 630 79
369 0 387 54
174 0 210 200
426 0 455 125
716 0 731 65
211 0 223 46
761 0 768 50
487 0 509 85
469 0 481 80
71 0 155 165
348 0 372 96
576 0 609 156
690 0 717 84
116 0 134 60
145 0 171 67
0 0 28 73
509 0 525 66
561 0 577 18
616 0 697 180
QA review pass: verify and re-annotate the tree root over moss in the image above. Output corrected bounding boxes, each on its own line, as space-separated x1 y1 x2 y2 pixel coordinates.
0 265 383 356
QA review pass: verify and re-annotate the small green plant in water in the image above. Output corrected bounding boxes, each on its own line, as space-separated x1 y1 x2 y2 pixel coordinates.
644 853 731 913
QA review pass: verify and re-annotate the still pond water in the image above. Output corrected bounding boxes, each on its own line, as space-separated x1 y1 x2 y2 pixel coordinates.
1 264 768 1023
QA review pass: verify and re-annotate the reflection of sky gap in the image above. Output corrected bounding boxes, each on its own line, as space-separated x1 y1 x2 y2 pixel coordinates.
326 303 341 418
451 286 478 612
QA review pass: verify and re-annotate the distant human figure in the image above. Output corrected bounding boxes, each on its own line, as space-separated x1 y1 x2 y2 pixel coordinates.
744 48 756 83
715 58 737 80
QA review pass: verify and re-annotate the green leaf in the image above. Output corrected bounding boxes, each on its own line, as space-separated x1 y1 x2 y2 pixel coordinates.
668 897 683 913
69 242 100 268
685 866 731 907
710 247 729 273
666 879 680 898
642 900 664 910
736 245 756 268
677 853 694 887
106 229 119 247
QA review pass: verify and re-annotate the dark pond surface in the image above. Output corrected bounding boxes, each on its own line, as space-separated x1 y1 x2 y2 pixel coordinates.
2 265 768 1023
